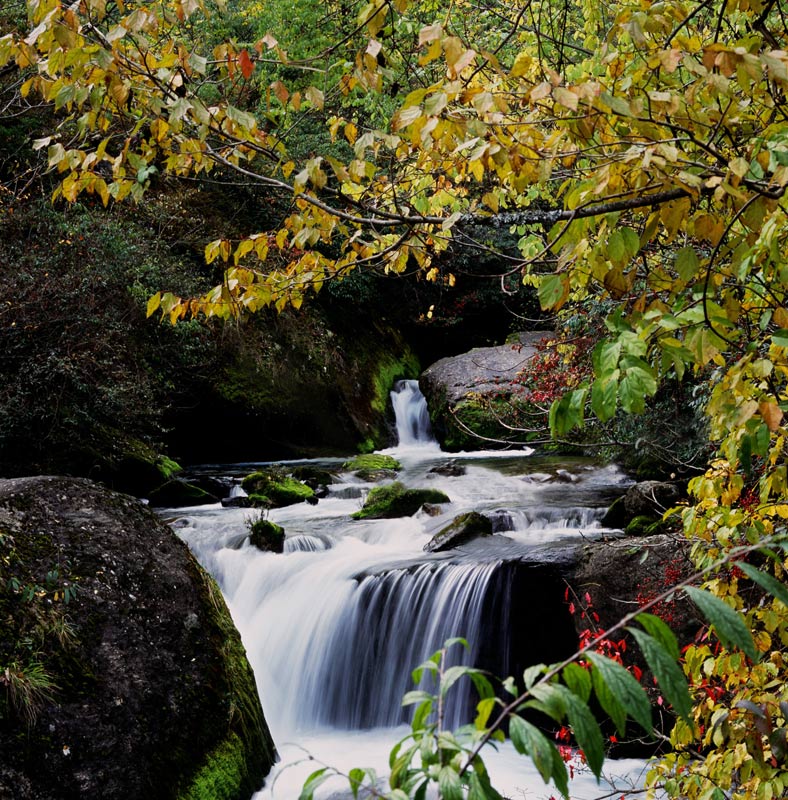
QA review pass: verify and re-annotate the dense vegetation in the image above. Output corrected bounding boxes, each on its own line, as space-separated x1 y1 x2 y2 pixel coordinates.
2 0 788 799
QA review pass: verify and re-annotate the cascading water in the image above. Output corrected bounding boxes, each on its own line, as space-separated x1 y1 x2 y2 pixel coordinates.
172 382 651 799
390 379 435 447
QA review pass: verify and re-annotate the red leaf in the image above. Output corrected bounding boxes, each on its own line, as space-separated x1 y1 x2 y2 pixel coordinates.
239 49 255 80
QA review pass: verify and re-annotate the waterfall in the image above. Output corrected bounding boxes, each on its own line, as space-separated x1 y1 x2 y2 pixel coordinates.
390 379 435 446
172 445 648 799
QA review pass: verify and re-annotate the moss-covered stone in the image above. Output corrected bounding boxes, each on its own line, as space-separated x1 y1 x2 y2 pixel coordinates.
625 515 665 537
290 466 337 486
352 481 450 520
343 454 402 472
241 471 314 507
248 519 285 553
148 479 218 508
424 512 493 552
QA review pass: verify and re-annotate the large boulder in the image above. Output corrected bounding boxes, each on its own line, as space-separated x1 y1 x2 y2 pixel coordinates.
0 476 276 800
419 331 552 450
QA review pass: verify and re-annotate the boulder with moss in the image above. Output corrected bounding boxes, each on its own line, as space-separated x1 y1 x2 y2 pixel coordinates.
241 470 314 507
248 518 285 554
343 454 402 481
424 512 493 552
0 476 276 800
352 481 450 520
419 333 552 450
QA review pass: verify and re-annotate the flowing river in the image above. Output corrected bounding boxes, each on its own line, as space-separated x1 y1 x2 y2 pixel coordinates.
170 381 655 799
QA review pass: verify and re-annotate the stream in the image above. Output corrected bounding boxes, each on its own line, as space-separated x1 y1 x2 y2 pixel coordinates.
169 381 656 799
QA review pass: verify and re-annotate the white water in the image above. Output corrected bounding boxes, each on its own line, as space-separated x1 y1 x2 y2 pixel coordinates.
171 382 651 799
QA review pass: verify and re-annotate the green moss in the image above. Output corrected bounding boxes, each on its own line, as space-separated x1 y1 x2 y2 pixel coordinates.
351 481 450 520
247 519 285 553
177 733 247 800
343 454 402 472
157 456 183 480
370 351 420 415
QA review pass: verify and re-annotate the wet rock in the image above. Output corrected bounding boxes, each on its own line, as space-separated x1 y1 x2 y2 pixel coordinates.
291 466 337 488
554 469 580 484
221 495 252 508
424 512 493 552
489 510 515 532
428 462 466 477
0 476 276 800
420 503 444 517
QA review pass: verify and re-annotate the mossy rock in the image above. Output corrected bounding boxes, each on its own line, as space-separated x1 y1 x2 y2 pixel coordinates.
354 468 399 482
247 519 285 554
342 454 402 473
352 481 450 520
241 471 314 508
625 515 666 537
424 512 493 553
148 479 218 508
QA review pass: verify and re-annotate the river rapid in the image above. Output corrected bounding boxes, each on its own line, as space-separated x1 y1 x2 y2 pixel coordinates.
168 381 656 799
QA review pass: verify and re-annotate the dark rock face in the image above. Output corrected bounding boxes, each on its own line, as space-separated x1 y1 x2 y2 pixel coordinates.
0 476 276 800
424 512 493 552
570 534 698 655
600 480 686 529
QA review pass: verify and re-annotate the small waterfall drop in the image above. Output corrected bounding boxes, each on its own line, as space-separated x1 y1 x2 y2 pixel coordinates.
391 379 435 446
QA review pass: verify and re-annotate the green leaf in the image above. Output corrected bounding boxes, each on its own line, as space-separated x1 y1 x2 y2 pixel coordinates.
562 662 592 703
587 652 652 734
738 562 788 609
591 376 618 422
675 246 700 282
628 627 691 719
438 766 463 800
538 273 567 310
529 683 605 778
684 586 759 662
592 340 622 376
636 612 680 660
509 716 569 797
772 329 788 347
475 696 498 730
298 767 330 800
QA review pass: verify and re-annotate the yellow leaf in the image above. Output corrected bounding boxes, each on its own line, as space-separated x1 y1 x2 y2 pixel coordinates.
760 401 784 432
419 23 442 45
146 292 161 318
553 86 578 111
482 191 499 212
